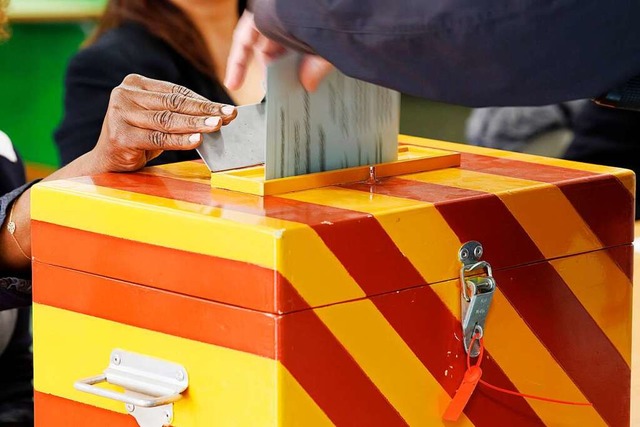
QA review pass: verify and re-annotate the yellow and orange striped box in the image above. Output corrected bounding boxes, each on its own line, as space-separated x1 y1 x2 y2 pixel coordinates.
31 137 634 426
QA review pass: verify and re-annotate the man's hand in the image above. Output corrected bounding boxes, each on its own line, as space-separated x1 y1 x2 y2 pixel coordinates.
91 74 237 172
224 11 333 92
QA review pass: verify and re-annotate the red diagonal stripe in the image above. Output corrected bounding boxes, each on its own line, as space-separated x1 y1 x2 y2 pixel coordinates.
557 176 634 247
372 285 545 426
346 177 630 427
280 288 408 426
495 263 630 427
459 153 595 182
459 153 634 248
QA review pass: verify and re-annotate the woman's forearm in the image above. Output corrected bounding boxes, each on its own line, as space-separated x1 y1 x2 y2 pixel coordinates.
0 152 106 273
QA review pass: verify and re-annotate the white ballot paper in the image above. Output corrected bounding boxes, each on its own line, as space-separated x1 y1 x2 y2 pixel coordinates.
265 53 400 179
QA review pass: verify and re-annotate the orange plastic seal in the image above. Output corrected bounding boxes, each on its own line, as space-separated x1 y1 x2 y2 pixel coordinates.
442 365 483 422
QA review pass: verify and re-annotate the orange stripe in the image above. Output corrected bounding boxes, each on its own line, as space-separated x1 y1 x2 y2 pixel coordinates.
32 261 277 359
35 392 131 427
31 221 304 313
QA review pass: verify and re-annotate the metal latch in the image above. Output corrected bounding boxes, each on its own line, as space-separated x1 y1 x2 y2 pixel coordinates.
459 241 496 357
74 349 188 427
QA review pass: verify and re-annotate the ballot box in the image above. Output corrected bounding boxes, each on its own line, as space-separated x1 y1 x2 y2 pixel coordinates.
30 137 634 427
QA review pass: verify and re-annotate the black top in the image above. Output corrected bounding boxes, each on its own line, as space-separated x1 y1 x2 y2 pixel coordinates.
564 104 640 218
55 21 234 167
0 136 26 193
565 104 640 170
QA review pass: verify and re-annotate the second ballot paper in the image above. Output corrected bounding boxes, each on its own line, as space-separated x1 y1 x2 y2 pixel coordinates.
265 53 401 179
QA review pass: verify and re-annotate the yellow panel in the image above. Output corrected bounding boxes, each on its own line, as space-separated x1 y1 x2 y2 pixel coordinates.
551 252 633 366
430 280 608 427
316 300 474 427
33 304 332 426
30 182 299 269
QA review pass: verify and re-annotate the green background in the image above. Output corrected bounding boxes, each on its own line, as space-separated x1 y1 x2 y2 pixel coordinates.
0 0 470 170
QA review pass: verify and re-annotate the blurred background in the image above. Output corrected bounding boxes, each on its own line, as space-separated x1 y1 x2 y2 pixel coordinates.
0 0 471 181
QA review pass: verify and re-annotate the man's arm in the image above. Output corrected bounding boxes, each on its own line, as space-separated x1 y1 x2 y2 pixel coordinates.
251 0 640 107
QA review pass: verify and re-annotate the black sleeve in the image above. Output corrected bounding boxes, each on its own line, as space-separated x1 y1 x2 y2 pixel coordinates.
256 0 640 107
54 37 180 166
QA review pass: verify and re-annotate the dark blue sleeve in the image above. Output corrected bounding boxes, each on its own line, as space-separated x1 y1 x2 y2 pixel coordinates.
257 0 640 107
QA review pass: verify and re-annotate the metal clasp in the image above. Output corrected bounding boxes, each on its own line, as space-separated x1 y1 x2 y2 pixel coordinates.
459 241 496 357
74 349 188 427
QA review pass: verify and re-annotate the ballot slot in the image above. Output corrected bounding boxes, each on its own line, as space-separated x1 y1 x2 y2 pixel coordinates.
209 144 461 196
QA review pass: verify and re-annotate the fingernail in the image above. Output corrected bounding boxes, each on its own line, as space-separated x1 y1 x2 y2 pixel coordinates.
224 76 236 90
221 105 236 116
189 133 201 143
205 117 221 127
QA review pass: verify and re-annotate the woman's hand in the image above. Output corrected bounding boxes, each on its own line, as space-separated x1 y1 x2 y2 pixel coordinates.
0 74 237 273
89 74 238 173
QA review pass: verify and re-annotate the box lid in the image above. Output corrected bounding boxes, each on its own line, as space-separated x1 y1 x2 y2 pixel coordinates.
31 137 635 314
